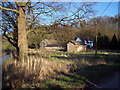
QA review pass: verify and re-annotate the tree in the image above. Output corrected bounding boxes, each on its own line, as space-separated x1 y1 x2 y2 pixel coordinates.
97 32 103 49
17 1 28 60
93 32 110 50
2 2 19 51
102 35 110 49
1 1 95 60
93 32 102 49
1 1 27 60
118 40 120 50
109 34 119 50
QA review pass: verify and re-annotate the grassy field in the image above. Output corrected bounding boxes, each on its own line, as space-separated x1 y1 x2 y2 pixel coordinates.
2 50 120 89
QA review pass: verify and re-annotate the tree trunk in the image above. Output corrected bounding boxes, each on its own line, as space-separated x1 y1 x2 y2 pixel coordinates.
95 35 97 56
27 2 31 31
18 2 28 61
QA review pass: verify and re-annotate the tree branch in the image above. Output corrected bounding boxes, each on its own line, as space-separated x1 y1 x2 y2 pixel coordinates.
0 6 19 13
3 33 17 48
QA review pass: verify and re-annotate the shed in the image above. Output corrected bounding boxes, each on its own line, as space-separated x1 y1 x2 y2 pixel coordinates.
40 39 64 51
67 40 86 53
40 39 58 47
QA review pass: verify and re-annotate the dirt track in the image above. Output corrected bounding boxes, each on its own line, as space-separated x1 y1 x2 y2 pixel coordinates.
98 73 120 88
0 65 2 90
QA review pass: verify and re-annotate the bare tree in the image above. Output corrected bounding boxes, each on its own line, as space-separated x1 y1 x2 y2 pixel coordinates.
0 1 95 60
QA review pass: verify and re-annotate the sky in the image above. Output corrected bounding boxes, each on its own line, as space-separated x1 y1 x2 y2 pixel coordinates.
13 0 120 2
0 1 119 36
43 2 119 25
0 1 119 26
93 2 118 17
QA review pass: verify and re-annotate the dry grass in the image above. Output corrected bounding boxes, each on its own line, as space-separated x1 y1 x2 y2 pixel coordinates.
2 54 72 89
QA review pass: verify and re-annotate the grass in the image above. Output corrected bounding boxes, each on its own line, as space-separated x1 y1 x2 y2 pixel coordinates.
52 50 120 55
41 76 84 88
20 72 86 88
2 49 120 89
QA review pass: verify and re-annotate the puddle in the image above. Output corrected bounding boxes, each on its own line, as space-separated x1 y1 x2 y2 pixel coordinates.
0 54 10 65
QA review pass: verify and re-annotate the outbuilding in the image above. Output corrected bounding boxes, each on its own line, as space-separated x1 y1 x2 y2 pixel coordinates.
67 40 86 53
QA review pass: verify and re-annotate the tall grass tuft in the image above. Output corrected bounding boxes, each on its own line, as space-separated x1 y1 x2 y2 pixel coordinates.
2 55 70 88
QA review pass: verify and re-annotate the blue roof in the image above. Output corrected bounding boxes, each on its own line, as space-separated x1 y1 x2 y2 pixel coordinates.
76 38 82 42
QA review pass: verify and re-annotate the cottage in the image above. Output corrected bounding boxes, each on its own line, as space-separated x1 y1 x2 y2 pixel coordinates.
76 38 82 42
67 40 86 53
76 38 93 49
83 40 93 48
